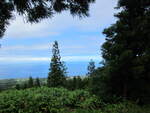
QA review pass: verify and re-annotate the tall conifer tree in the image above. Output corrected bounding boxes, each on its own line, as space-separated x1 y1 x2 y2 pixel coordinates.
101 0 150 103
28 76 34 88
87 59 95 76
35 77 41 87
47 41 66 87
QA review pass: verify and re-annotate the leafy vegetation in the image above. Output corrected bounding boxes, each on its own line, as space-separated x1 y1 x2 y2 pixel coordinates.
0 87 100 113
86 0 150 105
0 87 149 113
0 0 150 112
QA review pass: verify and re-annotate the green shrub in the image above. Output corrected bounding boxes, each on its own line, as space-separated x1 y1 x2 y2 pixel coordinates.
72 109 103 113
103 101 150 113
0 87 101 113
0 87 149 113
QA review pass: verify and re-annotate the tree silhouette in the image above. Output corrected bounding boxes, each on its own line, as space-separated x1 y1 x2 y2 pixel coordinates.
28 76 34 88
102 0 150 103
35 77 41 87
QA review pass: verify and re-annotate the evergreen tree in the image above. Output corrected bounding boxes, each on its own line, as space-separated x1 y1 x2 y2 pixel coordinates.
0 0 95 37
64 78 73 90
28 76 34 88
76 76 82 89
68 76 84 90
101 0 150 103
90 66 111 101
47 41 66 87
35 77 41 87
86 60 95 91
15 84 20 90
22 82 28 89
72 76 77 90
87 59 95 76
82 77 90 89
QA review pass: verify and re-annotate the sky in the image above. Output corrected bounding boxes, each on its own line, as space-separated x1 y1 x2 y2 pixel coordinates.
0 0 118 78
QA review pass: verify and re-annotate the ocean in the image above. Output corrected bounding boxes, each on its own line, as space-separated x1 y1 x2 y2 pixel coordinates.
0 61 100 79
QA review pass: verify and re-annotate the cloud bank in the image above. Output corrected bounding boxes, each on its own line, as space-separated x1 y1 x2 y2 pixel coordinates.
0 55 101 62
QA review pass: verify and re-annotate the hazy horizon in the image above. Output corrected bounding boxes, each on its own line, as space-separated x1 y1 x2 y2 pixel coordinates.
0 61 101 79
0 0 117 79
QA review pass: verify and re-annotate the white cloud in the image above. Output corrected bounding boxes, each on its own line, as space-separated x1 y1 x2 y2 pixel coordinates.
62 56 101 62
4 16 60 38
0 35 104 59
1 44 51 51
3 0 118 39
0 57 50 62
0 55 101 62
0 0 118 62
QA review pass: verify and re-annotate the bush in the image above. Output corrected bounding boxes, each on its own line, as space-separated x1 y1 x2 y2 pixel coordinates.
0 87 101 113
103 102 150 113
0 87 149 113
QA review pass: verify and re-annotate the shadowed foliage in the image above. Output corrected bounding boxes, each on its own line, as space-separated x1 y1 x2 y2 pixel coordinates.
101 0 150 104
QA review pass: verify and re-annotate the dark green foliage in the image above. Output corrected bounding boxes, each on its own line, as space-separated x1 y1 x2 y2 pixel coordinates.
76 76 83 89
87 59 95 76
103 101 150 113
72 76 83 90
0 0 13 37
73 102 150 113
15 84 20 90
35 77 41 87
47 41 66 87
65 76 90 90
65 77 78 90
0 87 149 113
81 77 90 89
28 76 34 88
72 109 102 113
0 0 95 37
22 82 28 89
73 76 77 88
89 67 109 100
101 0 150 104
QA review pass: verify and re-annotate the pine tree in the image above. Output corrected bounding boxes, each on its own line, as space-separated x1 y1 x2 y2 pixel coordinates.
72 76 77 90
76 76 83 89
101 0 150 103
15 84 20 90
22 83 28 89
87 59 95 76
47 41 66 87
28 76 34 88
35 77 41 87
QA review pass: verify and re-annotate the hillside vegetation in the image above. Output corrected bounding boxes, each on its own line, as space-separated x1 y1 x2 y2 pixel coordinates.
0 0 149 112
0 87 100 113
0 87 149 113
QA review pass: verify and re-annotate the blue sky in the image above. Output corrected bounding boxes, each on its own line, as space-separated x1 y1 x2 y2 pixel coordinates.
0 0 118 78
0 0 118 62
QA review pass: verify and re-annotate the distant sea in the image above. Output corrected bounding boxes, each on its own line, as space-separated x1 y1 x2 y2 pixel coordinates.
0 61 100 79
